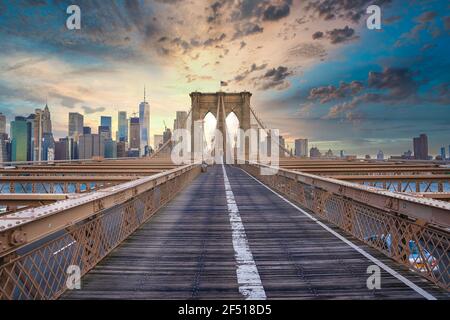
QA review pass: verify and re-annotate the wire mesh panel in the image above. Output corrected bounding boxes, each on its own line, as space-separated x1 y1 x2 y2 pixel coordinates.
242 164 449 291
0 165 200 300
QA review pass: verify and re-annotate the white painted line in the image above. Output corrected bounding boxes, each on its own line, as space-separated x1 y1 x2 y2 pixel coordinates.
222 164 267 300
239 167 437 300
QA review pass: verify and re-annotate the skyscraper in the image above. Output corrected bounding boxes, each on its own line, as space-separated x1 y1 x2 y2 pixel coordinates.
104 139 117 158
100 116 112 139
154 134 163 150
10 116 29 162
174 111 188 131
42 132 55 161
26 114 35 161
163 127 172 144
440 147 446 160
33 109 43 161
0 133 9 163
139 87 150 156
41 104 52 134
69 112 84 141
129 117 140 150
101 116 112 129
83 126 91 135
79 134 92 160
118 111 128 142
32 105 52 161
0 113 6 134
98 126 111 141
413 134 428 160
279 136 286 157
294 139 308 157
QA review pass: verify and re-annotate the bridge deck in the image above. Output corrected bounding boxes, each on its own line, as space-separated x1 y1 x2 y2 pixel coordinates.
63 165 448 300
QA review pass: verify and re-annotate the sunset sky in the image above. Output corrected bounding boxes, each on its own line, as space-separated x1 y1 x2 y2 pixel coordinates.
0 0 449 156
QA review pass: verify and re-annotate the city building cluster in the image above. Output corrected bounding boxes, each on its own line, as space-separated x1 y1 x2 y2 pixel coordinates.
291 134 449 162
0 92 188 163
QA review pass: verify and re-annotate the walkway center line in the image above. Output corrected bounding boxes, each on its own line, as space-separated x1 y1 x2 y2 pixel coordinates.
221 164 267 300
239 167 437 301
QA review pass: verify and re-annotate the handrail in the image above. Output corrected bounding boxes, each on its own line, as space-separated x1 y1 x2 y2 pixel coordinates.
0 163 199 257
248 162 450 229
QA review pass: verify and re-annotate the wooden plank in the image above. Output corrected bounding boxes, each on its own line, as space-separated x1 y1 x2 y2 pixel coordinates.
62 165 449 300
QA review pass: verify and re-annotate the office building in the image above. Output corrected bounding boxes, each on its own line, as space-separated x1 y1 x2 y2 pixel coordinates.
129 117 140 150
104 139 117 159
163 128 172 144
377 150 384 160
0 133 9 163
174 111 188 131
154 134 163 150
41 104 52 134
42 132 55 161
118 111 128 142
0 113 6 134
413 134 428 160
69 112 84 141
310 147 321 158
100 116 112 139
440 147 446 160
294 139 308 157
55 138 71 160
78 134 93 160
10 116 29 162
139 88 150 156
98 125 111 141
100 116 112 130
83 126 91 135
117 141 127 158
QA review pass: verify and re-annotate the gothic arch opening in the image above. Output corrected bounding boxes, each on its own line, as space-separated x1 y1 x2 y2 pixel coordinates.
203 112 217 154
225 111 239 149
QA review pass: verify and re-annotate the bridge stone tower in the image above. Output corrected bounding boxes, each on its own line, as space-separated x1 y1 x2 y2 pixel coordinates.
190 91 252 162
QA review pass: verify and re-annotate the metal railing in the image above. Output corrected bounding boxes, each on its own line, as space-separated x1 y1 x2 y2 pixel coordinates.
241 163 450 291
0 163 200 300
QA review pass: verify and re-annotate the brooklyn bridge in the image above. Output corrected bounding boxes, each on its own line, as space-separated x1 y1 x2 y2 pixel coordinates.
0 92 448 300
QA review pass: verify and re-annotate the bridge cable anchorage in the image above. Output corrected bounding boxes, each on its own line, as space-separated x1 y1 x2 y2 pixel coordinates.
238 167 438 301
222 164 267 300
249 105 292 157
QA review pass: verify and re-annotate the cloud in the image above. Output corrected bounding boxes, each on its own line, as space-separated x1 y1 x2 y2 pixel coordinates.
443 16 450 31
326 26 357 44
323 67 421 119
263 1 291 21
50 93 84 109
309 81 364 103
234 63 268 82
1 57 47 72
81 106 106 115
312 31 324 40
306 0 393 23
396 10 443 46
368 67 418 99
232 22 264 40
288 43 327 59
257 66 292 90
417 11 437 23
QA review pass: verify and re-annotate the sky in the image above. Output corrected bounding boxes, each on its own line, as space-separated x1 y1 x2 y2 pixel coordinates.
0 0 449 157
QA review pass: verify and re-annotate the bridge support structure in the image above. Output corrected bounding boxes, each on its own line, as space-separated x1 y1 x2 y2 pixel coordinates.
190 92 252 163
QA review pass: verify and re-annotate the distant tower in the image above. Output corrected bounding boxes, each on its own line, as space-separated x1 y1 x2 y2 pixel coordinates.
42 104 52 134
139 86 150 156
0 113 6 134
377 150 384 161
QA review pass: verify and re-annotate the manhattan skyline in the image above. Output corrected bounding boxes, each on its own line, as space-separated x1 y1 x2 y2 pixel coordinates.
0 0 449 156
